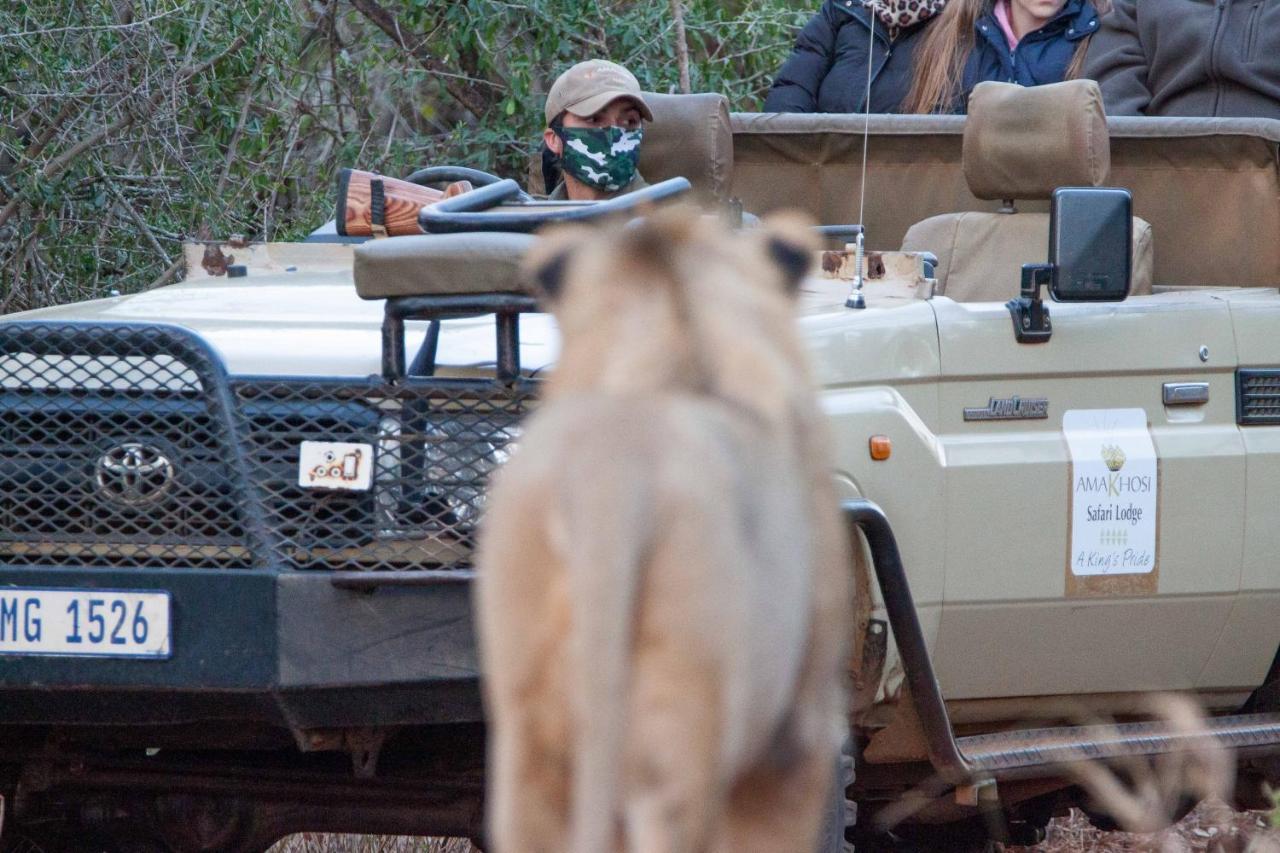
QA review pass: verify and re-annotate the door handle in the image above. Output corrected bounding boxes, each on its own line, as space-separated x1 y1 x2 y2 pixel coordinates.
1163 382 1209 406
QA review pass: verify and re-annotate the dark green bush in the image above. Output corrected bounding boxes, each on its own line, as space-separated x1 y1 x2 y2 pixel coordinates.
0 0 807 309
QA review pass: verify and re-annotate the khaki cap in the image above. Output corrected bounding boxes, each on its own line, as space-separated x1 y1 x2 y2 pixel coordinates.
544 59 654 125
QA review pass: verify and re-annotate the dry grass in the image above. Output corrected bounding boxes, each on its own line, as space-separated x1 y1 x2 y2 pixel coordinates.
267 837 476 853
1009 696 1280 851
266 808 1280 853
1013 801 1280 852
245 801 1280 852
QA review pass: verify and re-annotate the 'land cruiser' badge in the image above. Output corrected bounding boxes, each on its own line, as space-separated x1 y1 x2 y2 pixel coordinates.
963 396 1049 421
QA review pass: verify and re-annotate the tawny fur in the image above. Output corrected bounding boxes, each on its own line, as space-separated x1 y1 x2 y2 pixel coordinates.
475 208 857 853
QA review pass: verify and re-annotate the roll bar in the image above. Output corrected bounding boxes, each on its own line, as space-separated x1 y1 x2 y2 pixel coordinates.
418 177 693 234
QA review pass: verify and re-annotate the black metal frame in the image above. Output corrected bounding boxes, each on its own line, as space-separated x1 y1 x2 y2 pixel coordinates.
0 322 530 576
814 224 864 244
843 499 971 783
403 165 516 194
381 293 540 382
417 177 692 234
1007 263 1054 344
0 322 279 568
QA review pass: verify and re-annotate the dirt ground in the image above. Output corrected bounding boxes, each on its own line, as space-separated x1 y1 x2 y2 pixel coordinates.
269 801 1280 852
1013 802 1280 852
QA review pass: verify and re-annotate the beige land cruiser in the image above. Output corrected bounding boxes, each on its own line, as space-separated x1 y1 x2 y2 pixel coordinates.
1 79 1279 852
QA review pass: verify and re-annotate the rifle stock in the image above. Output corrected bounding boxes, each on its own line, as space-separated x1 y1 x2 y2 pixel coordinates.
336 169 473 237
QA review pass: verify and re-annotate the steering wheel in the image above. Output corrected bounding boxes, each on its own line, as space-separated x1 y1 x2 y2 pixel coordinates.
404 166 533 202
417 177 693 234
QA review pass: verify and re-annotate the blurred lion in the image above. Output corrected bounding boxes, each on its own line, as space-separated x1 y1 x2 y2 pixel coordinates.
475 207 855 853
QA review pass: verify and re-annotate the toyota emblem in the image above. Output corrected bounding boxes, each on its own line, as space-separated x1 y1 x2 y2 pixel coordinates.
95 442 175 507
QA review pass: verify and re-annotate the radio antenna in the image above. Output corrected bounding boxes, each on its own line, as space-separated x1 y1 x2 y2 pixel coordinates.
847 11 876 310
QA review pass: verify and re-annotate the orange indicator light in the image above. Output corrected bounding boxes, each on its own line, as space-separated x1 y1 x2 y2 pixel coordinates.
868 435 892 461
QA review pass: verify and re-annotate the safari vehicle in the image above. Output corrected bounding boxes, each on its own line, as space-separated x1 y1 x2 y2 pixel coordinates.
2 80 1280 852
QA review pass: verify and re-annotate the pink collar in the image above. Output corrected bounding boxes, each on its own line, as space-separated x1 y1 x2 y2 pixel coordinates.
992 0 1020 50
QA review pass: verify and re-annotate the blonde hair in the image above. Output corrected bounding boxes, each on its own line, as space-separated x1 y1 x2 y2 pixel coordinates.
903 0 1111 114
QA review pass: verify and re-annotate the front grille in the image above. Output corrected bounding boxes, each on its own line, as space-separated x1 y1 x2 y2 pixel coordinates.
234 380 528 570
0 324 253 569
0 323 532 572
1238 369 1280 425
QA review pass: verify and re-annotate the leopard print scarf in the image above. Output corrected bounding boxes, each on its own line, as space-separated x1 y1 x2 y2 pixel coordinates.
861 0 947 38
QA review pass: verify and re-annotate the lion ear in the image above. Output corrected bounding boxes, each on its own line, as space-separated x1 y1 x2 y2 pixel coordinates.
766 237 812 295
523 227 586 305
757 212 819 296
528 246 571 303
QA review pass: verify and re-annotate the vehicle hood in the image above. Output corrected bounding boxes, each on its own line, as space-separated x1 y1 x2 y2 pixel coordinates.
3 270 561 378
2 248 933 384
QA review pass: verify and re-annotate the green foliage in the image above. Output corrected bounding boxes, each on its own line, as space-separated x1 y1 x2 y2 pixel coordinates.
0 0 810 309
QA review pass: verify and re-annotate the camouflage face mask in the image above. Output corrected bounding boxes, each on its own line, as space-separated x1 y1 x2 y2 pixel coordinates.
553 125 643 192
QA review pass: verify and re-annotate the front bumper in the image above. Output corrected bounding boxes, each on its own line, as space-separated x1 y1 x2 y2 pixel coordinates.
0 566 481 730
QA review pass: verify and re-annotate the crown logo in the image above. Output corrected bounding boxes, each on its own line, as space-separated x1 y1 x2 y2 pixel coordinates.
1101 444 1126 472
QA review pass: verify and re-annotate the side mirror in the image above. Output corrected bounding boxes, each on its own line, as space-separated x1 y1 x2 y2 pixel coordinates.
1049 187 1132 302
1008 187 1133 343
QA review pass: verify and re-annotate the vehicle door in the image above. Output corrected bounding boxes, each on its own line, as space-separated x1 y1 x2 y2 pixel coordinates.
928 292 1251 701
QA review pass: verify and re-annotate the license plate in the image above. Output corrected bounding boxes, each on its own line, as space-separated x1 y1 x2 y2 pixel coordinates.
0 588 171 659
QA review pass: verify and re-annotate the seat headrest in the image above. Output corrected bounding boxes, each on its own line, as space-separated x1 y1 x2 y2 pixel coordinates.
353 232 536 300
963 80 1110 201
638 92 734 205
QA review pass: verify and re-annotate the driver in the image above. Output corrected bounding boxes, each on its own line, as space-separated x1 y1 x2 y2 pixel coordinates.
542 59 654 201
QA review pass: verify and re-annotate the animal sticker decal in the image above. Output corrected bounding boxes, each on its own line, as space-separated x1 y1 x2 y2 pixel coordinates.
297 441 375 491
311 448 361 483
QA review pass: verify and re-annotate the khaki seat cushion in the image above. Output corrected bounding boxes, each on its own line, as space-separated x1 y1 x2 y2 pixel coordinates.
902 212 1154 302
640 92 734 205
964 80 1110 201
354 232 536 300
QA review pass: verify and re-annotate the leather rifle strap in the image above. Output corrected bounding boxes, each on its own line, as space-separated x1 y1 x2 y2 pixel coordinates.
370 178 388 239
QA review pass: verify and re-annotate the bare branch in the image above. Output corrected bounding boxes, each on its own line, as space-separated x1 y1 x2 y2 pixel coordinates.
0 27 256 230
0 6 181 41
22 98 83 164
201 54 264 239
347 0 492 118
145 256 184 290
103 172 171 268
670 0 692 94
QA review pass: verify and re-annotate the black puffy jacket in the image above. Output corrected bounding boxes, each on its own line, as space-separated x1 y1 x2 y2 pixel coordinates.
949 0 1099 112
763 0 935 114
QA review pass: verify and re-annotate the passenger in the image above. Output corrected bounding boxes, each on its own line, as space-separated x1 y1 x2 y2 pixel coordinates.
1084 0 1280 119
762 0 947 114
542 59 654 200
903 0 1103 113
